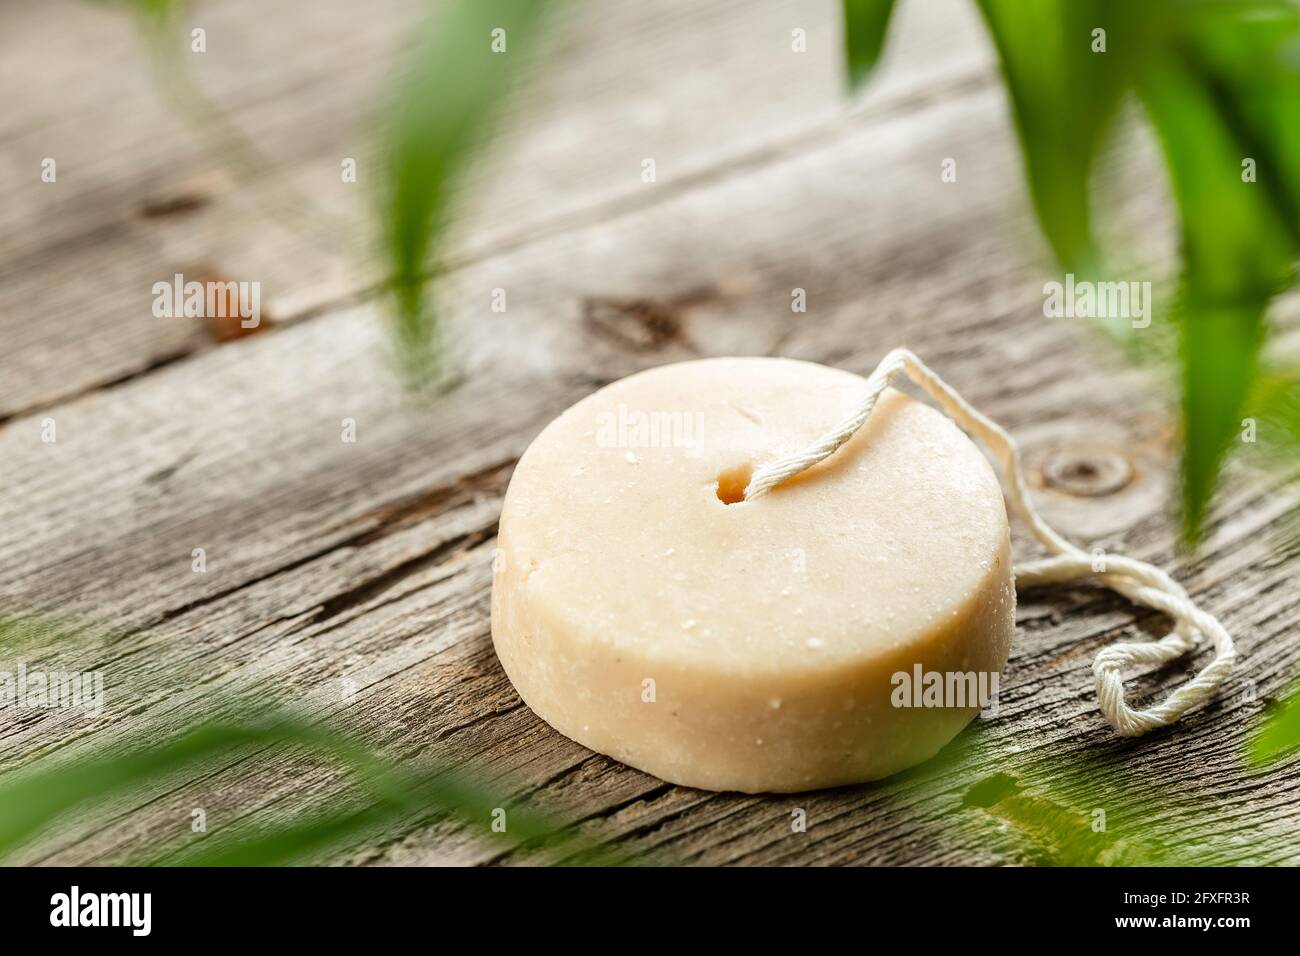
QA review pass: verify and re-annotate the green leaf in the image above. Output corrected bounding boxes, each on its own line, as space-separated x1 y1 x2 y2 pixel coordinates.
1247 366 1300 452
1137 40 1297 542
177 804 392 867
1176 303 1266 544
172 761 617 866
973 0 1134 272
970 0 1300 544
0 699 619 866
1177 0 1300 228
1249 683 1300 765
0 615 95 654
120 0 348 253
0 721 285 857
124 0 187 27
841 0 897 92
381 0 548 385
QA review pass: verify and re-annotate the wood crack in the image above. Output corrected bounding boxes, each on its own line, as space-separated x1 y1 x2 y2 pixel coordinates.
309 526 497 629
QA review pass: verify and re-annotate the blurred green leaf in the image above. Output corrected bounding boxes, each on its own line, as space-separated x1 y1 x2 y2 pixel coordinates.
0 707 615 866
115 0 550 382
1135 8 1300 541
0 720 284 858
0 615 93 655
842 0 897 92
117 0 350 253
973 0 1136 272
178 803 394 867
123 0 185 26
900 728 1184 865
381 0 548 385
0 613 624 865
172 757 604 866
1249 683 1300 765
174 767 619 866
1247 366 1300 453
958 1 1300 544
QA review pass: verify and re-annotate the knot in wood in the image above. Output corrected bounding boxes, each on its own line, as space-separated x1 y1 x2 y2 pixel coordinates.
1040 447 1133 498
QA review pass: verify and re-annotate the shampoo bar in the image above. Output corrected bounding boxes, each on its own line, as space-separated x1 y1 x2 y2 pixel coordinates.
491 357 1014 792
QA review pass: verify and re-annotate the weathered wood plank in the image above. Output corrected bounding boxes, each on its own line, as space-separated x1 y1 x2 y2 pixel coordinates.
2 8 1298 867
0 0 994 420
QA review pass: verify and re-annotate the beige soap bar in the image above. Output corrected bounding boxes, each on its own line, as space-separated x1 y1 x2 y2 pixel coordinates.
492 357 1014 792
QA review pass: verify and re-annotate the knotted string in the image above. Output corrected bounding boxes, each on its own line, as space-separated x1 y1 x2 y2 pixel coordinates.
743 348 1235 736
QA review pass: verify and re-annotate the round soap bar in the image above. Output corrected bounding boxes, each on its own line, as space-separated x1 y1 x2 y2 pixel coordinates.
491 357 1014 792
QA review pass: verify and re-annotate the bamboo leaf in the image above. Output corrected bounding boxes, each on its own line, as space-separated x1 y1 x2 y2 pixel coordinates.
1137 38 1298 541
969 0 1300 543
0 721 287 857
972 0 1134 272
124 0 186 25
1247 367 1300 453
841 0 897 92
381 0 548 385
0 701 616 866
1249 683 1300 765
171 762 617 866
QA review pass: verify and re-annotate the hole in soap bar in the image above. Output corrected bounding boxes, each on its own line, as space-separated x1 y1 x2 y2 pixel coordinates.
715 463 753 505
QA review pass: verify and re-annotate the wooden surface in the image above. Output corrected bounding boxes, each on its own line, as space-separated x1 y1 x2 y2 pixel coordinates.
2 0 1298 866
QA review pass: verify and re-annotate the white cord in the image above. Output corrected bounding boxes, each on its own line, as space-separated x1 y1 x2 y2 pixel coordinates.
743 348 1235 736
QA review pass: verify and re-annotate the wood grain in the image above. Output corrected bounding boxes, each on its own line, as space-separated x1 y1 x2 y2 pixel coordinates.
1 0 1297 867
0 0 992 421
